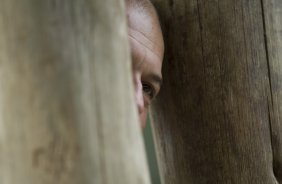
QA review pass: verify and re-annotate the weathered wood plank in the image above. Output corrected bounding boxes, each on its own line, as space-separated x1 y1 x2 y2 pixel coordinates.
151 0 281 183
262 0 282 182
0 0 150 184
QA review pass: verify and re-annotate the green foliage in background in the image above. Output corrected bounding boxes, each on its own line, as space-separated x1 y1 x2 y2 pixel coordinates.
143 118 161 184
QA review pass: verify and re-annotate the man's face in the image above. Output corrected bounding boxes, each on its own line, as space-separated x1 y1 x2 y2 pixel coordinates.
127 7 164 129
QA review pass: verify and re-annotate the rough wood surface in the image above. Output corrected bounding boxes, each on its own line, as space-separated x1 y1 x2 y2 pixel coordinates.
262 0 282 182
0 1 150 184
151 0 281 183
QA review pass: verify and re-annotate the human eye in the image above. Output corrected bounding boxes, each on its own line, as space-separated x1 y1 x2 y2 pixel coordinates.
142 82 156 100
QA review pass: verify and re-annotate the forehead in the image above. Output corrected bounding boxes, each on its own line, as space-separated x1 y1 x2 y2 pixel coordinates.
126 7 164 60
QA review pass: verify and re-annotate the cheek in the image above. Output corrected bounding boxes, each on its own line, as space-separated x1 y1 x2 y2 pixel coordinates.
140 107 148 130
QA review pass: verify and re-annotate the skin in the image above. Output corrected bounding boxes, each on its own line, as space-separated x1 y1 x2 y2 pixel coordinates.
126 3 164 129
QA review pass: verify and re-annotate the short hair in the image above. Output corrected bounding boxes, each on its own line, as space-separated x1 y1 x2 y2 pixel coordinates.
126 0 161 26
126 0 157 17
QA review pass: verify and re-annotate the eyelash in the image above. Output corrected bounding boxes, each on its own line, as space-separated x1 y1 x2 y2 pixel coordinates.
142 82 155 100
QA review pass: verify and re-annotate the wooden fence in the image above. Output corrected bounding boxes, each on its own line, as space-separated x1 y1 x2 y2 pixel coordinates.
151 0 282 183
0 0 150 184
0 0 282 184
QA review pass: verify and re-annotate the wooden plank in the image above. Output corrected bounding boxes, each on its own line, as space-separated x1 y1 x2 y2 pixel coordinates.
0 0 150 184
262 0 282 182
151 0 280 183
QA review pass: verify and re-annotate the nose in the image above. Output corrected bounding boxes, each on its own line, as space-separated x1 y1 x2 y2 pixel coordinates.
133 73 145 115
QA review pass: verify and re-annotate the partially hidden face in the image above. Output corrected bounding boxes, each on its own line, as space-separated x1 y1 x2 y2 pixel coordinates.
127 5 164 129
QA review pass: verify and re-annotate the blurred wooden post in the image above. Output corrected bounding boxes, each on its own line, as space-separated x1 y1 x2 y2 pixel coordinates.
0 0 150 184
151 0 282 183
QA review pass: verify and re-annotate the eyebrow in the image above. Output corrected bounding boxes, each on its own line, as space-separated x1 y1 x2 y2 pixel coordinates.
149 74 163 87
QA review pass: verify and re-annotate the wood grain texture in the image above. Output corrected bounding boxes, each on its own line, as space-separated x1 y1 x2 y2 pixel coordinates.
150 0 281 183
0 0 150 184
262 0 282 182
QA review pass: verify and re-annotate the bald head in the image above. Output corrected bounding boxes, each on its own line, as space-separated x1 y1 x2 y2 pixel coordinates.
125 0 164 129
126 0 156 15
